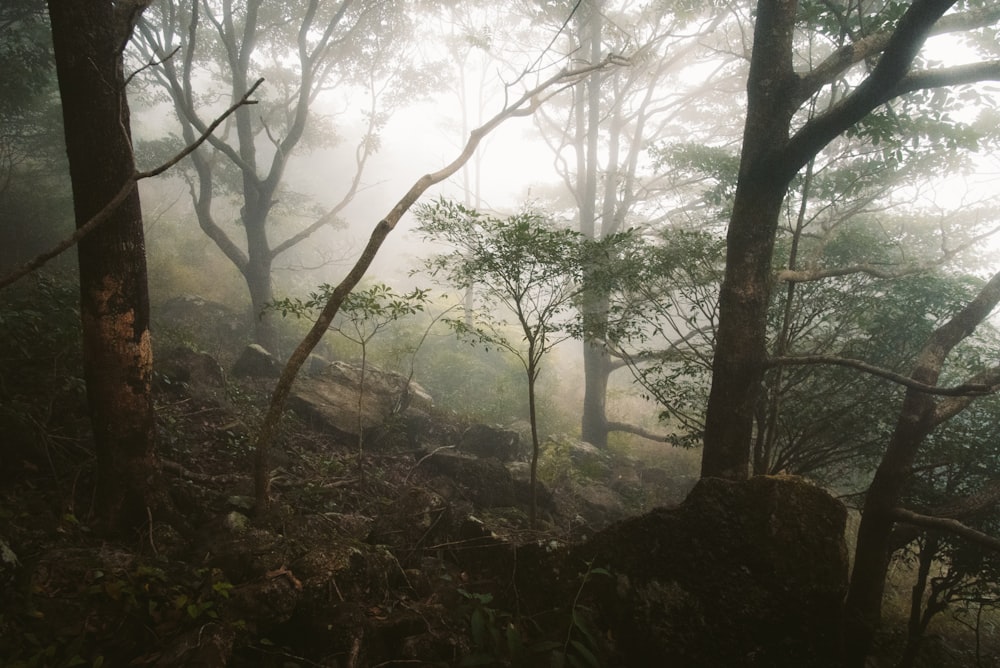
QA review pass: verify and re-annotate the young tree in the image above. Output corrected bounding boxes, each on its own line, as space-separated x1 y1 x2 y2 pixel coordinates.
416 199 586 526
272 282 429 471
249 54 626 512
47 0 159 532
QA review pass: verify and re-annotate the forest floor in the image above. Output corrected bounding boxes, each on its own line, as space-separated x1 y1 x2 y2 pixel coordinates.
0 367 637 667
0 360 997 667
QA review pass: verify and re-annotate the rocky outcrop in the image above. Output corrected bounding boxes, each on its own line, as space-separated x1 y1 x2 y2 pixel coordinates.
568 475 849 667
288 361 433 441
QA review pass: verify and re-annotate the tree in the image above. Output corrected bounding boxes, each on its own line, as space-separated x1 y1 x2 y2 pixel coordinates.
701 0 1000 479
249 54 626 513
689 2 1000 661
134 0 437 350
841 268 1000 664
272 282 429 472
533 0 739 447
416 199 587 526
46 0 159 532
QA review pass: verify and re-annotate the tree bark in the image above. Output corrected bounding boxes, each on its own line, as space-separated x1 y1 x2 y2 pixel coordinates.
702 0 971 479
700 0 799 480
48 0 159 532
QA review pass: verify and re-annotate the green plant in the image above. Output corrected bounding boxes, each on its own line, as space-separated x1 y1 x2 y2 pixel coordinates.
272 282 430 472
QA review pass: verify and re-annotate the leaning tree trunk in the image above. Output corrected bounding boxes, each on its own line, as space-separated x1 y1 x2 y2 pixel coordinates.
48 0 159 532
844 270 1000 666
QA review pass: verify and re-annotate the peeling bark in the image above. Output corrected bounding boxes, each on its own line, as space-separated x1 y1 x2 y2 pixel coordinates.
48 0 159 532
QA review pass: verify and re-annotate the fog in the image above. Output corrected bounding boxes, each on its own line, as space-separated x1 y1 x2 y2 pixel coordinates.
119 0 1000 465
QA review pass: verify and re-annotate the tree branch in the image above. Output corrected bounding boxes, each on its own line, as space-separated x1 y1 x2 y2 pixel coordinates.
795 4 1000 103
890 60 1000 97
766 354 997 396
780 0 959 180
607 420 671 443
777 223 1000 283
889 507 1000 552
0 79 263 290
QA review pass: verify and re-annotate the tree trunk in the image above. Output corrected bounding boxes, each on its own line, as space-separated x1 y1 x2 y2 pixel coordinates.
245 246 277 353
577 0 610 448
844 270 1000 666
896 535 938 668
48 0 159 532
700 0 799 480
581 340 611 447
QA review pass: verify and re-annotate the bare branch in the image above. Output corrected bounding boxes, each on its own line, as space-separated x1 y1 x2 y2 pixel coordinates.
766 355 997 397
890 60 1000 97
607 420 671 443
0 79 263 290
890 507 1000 552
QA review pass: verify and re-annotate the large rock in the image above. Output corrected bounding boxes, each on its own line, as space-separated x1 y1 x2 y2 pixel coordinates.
156 345 226 389
154 295 248 348
522 476 849 667
231 344 281 378
288 361 433 441
456 423 524 462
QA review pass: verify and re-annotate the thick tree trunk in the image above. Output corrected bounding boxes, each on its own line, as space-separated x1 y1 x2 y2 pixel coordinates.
48 0 158 531
581 340 611 447
245 249 277 352
577 0 610 448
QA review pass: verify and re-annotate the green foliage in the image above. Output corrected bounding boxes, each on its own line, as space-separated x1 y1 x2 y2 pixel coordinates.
272 281 430 359
416 198 584 356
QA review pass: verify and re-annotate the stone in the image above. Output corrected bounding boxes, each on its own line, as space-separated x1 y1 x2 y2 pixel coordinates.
288 361 433 441
562 475 849 667
457 423 524 462
231 343 281 378
156 345 226 388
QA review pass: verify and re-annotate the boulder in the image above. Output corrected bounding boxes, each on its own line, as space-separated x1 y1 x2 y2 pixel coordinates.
559 475 849 667
154 294 247 348
156 345 226 389
456 423 524 462
544 435 614 481
288 361 432 441
231 344 281 378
